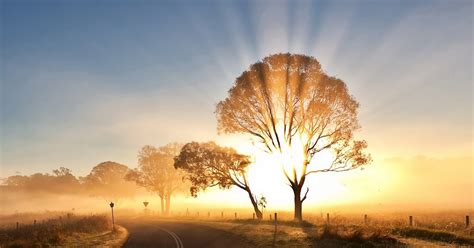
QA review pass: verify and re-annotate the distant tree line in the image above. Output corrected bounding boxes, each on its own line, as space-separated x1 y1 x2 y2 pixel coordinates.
1 144 189 216
2 162 138 201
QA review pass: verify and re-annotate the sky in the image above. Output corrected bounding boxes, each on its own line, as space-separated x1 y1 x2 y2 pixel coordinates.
1 0 472 209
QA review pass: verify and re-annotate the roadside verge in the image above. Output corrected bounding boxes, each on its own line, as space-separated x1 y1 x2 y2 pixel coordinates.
60 225 129 247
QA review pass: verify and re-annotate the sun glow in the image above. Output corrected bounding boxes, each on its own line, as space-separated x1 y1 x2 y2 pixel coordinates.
228 133 348 209
247 150 348 209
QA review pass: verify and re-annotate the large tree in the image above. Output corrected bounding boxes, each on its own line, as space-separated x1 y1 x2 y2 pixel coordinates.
81 161 136 202
174 141 263 219
126 143 185 215
216 53 371 221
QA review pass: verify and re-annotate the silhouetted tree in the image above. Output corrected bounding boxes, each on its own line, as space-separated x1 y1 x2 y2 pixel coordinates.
52 167 73 177
174 141 263 219
126 143 186 215
3 167 81 194
3 175 29 187
216 53 371 220
81 161 136 202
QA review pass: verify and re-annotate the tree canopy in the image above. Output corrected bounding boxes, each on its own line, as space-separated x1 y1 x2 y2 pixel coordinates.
126 143 186 215
81 161 137 201
216 53 371 220
174 141 263 219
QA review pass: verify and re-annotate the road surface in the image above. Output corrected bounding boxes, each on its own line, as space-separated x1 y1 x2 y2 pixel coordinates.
121 218 253 248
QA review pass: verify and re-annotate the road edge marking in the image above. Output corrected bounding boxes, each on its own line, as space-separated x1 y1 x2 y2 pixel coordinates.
158 227 184 248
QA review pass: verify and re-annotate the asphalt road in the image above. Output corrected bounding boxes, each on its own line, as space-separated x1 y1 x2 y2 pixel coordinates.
121 218 252 248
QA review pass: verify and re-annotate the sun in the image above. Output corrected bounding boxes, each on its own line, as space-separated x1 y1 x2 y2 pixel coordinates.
232 137 348 210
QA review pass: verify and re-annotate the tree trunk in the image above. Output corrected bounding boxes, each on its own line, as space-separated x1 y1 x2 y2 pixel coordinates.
160 196 165 215
293 185 303 221
165 194 171 215
245 187 263 220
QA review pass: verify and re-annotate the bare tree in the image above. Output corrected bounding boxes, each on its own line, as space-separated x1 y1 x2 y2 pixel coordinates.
216 53 371 221
126 143 186 215
174 141 263 219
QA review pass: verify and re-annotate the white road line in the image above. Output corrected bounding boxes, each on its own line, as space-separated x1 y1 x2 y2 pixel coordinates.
158 227 184 248
169 229 184 248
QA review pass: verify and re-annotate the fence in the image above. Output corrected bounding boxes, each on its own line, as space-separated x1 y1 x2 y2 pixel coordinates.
158 210 471 229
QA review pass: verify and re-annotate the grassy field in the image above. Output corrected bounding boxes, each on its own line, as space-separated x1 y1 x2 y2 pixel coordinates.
0 213 128 247
164 209 472 233
160 209 473 247
1 210 472 247
194 219 474 247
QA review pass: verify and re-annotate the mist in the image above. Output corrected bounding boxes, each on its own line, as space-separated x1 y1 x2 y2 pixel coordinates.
2 155 472 216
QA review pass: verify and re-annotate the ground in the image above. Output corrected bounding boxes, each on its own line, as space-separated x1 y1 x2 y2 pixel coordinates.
1 213 472 247
119 216 474 248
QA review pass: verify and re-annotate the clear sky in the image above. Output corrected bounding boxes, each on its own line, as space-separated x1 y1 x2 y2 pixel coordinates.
1 0 472 208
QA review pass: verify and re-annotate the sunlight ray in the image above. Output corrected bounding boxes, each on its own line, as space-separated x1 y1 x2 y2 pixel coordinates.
217 1 256 71
311 2 357 73
288 0 313 54
251 0 290 57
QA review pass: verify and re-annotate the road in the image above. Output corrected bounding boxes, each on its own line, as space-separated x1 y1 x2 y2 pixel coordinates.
121 218 253 248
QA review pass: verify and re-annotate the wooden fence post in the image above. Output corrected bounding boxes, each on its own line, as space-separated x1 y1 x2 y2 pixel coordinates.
272 212 278 246
466 216 470 227
253 213 255 220
234 212 237 219
409 216 413 226
364 214 368 225
16 222 19 230
274 213 277 232
326 213 330 225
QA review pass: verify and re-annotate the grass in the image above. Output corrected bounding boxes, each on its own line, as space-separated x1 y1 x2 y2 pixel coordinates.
204 220 311 247
166 209 473 235
314 225 404 247
0 214 112 247
61 225 128 248
157 209 473 246
229 218 315 227
194 215 474 247
198 219 403 247
3 210 472 247
392 227 474 246
0 211 70 229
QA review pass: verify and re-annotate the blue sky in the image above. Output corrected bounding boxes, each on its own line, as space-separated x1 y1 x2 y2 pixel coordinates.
1 0 472 176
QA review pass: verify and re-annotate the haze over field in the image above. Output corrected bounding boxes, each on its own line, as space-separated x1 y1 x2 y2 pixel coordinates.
1 0 472 215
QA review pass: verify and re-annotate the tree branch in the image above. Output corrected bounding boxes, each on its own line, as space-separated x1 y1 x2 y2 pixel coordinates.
301 187 309 202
